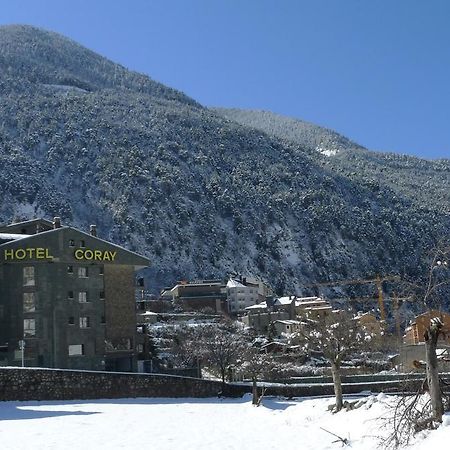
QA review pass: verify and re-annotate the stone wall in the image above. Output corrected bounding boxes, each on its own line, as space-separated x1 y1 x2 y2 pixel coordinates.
0 367 247 401
4 367 449 403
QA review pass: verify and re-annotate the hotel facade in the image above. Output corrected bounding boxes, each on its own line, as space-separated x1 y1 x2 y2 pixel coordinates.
0 218 149 371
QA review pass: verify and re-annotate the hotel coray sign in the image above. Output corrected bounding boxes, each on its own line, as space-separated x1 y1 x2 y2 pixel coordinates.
3 247 117 262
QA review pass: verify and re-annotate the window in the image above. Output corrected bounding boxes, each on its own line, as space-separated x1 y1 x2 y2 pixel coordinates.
23 319 36 337
23 292 36 312
68 290 74 300
23 266 35 286
80 240 86 248
101 315 106 324
79 317 90 328
68 316 75 325
69 239 75 247
67 265 73 274
78 291 88 303
99 266 104 276
99 291 105 300
68 344 84 356
137 344 144 353
78 267 88 278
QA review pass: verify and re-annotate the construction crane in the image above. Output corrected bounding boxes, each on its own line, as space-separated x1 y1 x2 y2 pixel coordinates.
334 293 413 341
305 275 401 322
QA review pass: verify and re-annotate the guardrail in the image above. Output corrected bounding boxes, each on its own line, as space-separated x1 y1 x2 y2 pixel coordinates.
261 372 450 385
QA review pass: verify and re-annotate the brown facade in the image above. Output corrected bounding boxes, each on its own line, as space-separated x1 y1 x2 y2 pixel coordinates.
403 310 450 345
168 281 227 313
104 265 137 371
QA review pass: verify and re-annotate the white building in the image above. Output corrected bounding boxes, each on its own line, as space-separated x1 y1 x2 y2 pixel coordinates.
226 278 260 313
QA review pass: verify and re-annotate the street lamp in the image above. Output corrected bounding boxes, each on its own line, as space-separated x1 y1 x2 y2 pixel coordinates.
18 339 25 367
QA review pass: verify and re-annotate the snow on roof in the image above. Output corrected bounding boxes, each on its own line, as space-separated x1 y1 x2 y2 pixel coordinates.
261 341 287 348
304 306 333 311
171 280 223 290
275 296 324 306
0 233 32 241
296 300 328 307
274 320 302 325
227 279 245 288
275 297 295 305
245 302 267 310
140 311 159 316
436 348 450 357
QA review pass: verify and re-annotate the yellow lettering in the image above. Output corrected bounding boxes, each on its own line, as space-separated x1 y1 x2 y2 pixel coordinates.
73 248 116 262
15 249 26 260
3 247 53 260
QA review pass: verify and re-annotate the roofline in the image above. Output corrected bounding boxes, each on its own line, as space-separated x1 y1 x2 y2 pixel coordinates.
65 226 150 265
0 218 54 228
0 227 60 246
0 225 150 266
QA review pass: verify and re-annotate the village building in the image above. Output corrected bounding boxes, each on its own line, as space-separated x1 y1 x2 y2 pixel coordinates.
355 312 382 337
393 310 450 372
396 344 450 372
0 217 149 371
273 319 302 336
241 309 290 334
226 277 260 314
294 297 334 320
161 276 271 315
403 310 450 345
161 279 227 313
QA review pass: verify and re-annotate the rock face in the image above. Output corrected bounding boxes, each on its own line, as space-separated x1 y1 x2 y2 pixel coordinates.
0 25 449 308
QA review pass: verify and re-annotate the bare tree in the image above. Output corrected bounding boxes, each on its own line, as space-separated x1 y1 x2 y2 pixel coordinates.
171 325 205 371
298 310 373 412
199 323 247 383
422 244 450 422
239 347 274 405
424 317 444 422
384 244 450 447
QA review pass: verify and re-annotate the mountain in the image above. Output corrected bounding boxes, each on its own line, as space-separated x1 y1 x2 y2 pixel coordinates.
213 108 363 157
213 108 450 216
0 25 449 315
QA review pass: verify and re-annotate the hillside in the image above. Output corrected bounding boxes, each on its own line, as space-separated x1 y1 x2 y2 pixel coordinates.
214 108 450 215
0 25 449 311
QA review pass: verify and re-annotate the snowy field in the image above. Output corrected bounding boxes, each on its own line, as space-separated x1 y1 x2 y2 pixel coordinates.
0 394 449 449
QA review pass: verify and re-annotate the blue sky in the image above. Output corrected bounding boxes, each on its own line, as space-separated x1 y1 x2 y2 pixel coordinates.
1 0 449 159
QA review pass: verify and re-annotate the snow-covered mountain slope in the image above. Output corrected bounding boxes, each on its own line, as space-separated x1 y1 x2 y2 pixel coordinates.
0 25 449 309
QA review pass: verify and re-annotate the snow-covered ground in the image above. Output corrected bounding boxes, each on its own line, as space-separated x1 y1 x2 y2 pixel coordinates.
0 394 449 449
